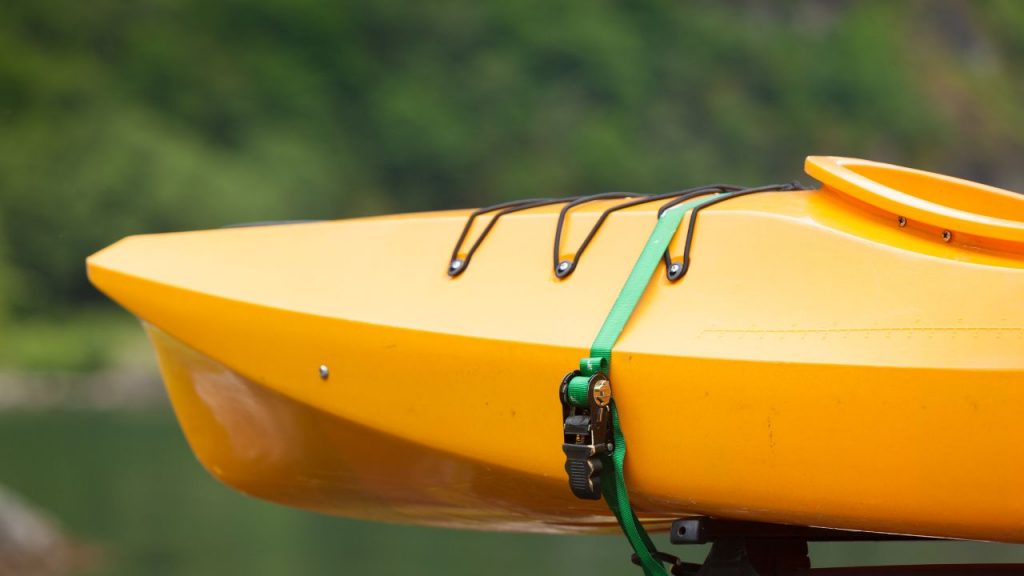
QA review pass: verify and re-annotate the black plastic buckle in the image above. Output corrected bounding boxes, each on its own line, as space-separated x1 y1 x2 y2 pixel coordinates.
559 370 613 500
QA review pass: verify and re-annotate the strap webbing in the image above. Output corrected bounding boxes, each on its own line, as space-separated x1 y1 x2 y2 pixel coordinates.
580 195 720 575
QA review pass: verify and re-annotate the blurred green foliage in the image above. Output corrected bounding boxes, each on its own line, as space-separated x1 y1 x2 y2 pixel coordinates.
1 0 1023 369
0 309 145 372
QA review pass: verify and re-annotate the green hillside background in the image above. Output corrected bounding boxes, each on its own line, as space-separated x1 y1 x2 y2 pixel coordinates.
2 0 1024 370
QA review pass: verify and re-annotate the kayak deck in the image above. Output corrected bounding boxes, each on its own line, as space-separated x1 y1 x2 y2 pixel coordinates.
87 157 1024 540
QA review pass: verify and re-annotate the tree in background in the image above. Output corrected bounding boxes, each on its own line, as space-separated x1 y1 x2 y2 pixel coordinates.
0 0 1022 368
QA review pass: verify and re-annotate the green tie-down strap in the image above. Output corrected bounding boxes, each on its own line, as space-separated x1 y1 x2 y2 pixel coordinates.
580 195 721 576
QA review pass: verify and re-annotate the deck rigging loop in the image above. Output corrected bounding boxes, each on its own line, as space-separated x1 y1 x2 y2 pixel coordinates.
447 180 808 280
447 196 581 276
661 181 807 281
552 185 742 279
551 192 646 277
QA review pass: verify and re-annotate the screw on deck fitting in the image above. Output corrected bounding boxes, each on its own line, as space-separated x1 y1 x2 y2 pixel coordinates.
448 259 464 276
942 230 952 242
318 364 330 380
897 216 906 227
555 260 572 278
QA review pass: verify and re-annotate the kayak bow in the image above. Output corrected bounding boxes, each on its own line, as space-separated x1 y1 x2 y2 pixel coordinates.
87 156 1024 541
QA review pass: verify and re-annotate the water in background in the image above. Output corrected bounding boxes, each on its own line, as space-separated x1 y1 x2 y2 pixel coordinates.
1 410 1023 575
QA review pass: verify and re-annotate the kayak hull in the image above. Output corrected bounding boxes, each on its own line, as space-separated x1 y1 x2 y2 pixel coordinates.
149 325 619 532
87 157 1024 540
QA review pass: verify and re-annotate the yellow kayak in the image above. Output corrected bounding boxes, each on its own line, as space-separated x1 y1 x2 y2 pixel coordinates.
87 156 1024 541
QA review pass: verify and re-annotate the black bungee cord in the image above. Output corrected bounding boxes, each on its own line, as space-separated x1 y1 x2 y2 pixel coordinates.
447 180 806 279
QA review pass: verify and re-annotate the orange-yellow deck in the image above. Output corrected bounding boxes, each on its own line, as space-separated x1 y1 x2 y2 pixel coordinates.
87 157 1024 540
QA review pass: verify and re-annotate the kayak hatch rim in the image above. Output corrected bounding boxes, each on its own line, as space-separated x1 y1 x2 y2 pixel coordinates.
805 155 1024 247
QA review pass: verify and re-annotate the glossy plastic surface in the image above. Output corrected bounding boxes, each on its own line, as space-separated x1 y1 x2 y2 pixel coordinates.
87 157 1024 540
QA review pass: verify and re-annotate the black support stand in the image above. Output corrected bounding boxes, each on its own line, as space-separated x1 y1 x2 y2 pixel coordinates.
666 517 1024 576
